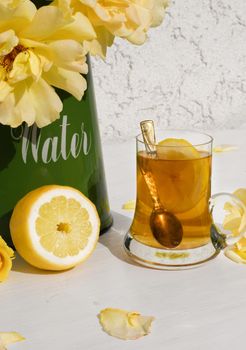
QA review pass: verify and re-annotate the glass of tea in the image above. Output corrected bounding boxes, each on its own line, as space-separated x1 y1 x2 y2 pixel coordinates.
124 128 246 269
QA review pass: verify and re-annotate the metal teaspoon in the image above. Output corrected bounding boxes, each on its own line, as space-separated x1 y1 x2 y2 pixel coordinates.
140 120 183 248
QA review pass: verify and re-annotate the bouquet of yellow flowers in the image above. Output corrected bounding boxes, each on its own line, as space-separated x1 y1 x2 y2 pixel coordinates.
0 0 168 128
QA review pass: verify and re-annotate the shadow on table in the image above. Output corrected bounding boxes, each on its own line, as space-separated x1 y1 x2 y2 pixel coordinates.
99 211 139 267
12 254 66 275
12 211 139 274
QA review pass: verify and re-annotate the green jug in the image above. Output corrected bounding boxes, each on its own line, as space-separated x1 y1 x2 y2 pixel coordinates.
0 57 113 246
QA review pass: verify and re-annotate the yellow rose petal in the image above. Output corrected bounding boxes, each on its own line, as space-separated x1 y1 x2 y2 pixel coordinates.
222 190 246 237
0 237 14 259
232 190 246 234
53 40 87 72
57 12 96 42
0 236 14 282
0 78 63 128
213 145 238 153
83 28 114 58
0 29 19 56
233 189 246 206
43 66 87 101
20 5 70 40
0 332 25 347
223 206 242 232
236 237 246 252
99 308 154 340
224 235 246 264
11 0 36 23
0 337 5 350
8 50 42 84
122 200 136 211
22 6 96 42
0 81 12 103
224 246 246 264
151 0 169 27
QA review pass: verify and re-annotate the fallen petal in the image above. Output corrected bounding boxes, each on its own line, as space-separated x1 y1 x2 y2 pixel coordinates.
122 200 136 211
0 336 6 350
0 332 25 347
99 308 154 340
213 145 238 153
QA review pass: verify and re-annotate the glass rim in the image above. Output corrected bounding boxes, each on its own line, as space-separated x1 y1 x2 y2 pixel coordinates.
136 129 213 148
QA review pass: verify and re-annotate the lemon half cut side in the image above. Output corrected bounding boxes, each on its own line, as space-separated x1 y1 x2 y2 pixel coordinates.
10 185 100 271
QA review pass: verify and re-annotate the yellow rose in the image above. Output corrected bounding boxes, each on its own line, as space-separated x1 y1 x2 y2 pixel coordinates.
0 0 96 128
223 189 246 264
0 236 14 282
53 0 169 57
223 189 246 237
224 236 246 264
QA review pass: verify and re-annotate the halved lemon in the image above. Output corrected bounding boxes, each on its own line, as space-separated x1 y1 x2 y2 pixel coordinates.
10 185 100 271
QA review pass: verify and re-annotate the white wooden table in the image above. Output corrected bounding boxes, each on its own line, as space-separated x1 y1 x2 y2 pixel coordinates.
1 130 246 350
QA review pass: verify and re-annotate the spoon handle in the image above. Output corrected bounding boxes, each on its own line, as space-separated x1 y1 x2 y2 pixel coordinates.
140 120 157 155
142 170 163 211
140 120 162 210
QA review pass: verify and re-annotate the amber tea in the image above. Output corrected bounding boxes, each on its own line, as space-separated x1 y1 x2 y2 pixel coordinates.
130 147 212 250
124 130 219 269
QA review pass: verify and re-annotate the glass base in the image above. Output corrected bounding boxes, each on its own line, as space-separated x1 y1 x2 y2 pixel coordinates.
124 232 219 270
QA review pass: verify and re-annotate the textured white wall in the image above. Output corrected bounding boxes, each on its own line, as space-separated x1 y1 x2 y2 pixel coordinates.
91 0 246 141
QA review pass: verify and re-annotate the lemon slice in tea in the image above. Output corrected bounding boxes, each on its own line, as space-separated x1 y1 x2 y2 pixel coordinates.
157 138 200 159
154 138 210 213
10 185 100 271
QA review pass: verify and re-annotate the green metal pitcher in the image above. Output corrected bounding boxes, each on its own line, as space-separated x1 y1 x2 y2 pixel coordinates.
0 58 113 246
